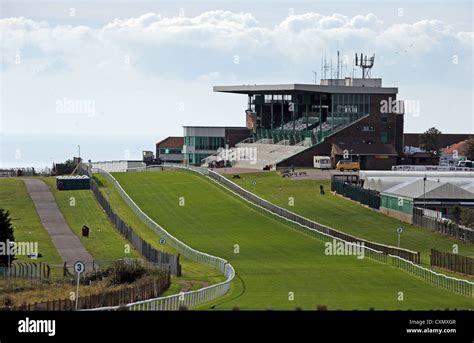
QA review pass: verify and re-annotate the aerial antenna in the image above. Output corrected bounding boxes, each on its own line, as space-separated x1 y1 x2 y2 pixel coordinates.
355 53 375 79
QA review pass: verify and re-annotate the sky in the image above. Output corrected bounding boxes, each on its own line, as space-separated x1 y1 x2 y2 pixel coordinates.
0 0 473 169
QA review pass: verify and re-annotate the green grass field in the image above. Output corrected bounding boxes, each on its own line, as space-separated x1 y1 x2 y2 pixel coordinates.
92 174 226 293
40 177 141 262
0 178 62 264
226 172 474 268
111 170 474 310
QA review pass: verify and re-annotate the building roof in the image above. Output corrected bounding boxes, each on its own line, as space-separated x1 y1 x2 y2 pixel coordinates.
404 133 472 149
382 178 474 200
56 175 90 180
213 83 398 95
182 126 248 129
332 143 398 156
442 140 468 156
156 136 184 148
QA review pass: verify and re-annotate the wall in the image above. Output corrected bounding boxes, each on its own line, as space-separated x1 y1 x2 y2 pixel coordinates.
379 206 413 223
91 161 145 172
278 93 402 169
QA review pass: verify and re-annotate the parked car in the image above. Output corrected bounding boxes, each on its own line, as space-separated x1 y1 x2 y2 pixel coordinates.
336 160 360 172
313 156 331 170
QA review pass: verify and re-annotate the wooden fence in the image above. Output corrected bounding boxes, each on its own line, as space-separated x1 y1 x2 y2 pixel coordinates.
331 179 381 209
413 208 474 243
91 181 181 276
0 262 50 279
3 276 170 311
431 249 473 275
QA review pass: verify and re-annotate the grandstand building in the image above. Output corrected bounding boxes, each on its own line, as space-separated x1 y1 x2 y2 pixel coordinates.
156 136 184 163
213 77 405 170
183 126 250 165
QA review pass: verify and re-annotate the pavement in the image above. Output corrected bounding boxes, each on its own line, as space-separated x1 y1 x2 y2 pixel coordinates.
23 179 94 267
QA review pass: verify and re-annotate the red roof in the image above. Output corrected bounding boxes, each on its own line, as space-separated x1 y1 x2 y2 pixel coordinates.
332 143 398 156
156 136 184 148
442 140 468 155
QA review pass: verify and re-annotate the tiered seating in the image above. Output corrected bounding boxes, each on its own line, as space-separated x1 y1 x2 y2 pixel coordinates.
280 117 306 131
232 142 308 170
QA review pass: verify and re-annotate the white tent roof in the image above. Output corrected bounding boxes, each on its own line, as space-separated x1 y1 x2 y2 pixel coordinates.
382 179 474 200
360 170 474 181
364 176 474 192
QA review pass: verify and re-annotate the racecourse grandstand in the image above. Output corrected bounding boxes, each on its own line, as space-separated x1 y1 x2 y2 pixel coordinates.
213 68 404 170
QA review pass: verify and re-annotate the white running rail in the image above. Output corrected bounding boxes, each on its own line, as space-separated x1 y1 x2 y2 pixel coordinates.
156 164 473 299
88 168 235 311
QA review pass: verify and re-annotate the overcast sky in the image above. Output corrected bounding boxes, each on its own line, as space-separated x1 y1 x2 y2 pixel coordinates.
1 0 473 168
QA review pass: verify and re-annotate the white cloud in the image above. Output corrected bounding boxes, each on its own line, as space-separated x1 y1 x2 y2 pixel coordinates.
0 11 472 139
1 11 471 70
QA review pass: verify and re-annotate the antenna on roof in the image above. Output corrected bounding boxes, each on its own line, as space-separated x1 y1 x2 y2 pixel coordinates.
355 53 375 79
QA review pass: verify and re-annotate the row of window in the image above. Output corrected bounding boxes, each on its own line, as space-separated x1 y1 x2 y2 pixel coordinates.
184 136 225 150
160 148 182 155
185 153 210 165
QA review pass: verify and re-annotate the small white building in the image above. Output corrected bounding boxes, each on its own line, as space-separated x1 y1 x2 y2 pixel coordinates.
91 160 145 172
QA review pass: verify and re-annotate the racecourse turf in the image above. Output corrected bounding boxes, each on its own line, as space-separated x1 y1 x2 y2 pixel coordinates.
41 177 141 262
92 174 226 293
111 170 474 310
0 178 62 264
226 172 474 267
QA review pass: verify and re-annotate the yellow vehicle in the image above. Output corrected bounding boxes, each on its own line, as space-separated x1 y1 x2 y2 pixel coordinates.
336 160 360 172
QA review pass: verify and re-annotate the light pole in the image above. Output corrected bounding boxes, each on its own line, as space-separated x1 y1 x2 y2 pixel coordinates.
423 175 427 210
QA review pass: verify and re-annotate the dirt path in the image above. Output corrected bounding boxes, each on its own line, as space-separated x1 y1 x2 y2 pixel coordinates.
23 179 94 267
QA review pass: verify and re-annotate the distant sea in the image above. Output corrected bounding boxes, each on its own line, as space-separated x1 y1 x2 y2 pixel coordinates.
0 133 160 170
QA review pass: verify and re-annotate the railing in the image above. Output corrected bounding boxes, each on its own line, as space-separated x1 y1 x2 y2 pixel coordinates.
91 181 182 276
0 262 50 279
210 169 419 263
160 165 471 298
88 168 235 311
413 208 474 243
392 165 473 172
431 249 473 275
102 165 473 299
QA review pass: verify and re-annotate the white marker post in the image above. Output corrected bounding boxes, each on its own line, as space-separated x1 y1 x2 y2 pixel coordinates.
73 261 85 310
396 227 404 248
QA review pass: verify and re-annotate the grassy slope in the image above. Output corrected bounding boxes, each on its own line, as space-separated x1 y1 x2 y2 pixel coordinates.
113 170 474 310
92 174 225 293
0 178 62 264
41 177 141 261
226 172 474 267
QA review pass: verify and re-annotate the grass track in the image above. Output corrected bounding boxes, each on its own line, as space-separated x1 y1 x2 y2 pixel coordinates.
112 170 474 310
92 174 226 293
40 177 141 262
0 178 62 264
226 172 474 266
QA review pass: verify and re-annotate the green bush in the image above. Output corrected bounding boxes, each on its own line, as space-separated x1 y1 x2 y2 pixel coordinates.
107 259 160 285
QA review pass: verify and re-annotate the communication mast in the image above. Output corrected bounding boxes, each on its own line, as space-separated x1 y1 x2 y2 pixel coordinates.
355 53 375 79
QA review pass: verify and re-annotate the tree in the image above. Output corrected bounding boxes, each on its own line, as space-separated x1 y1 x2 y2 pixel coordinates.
460 208 474 228
465 137 474 161
0 209 15 267
63 159 78 174
419 127 442 157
